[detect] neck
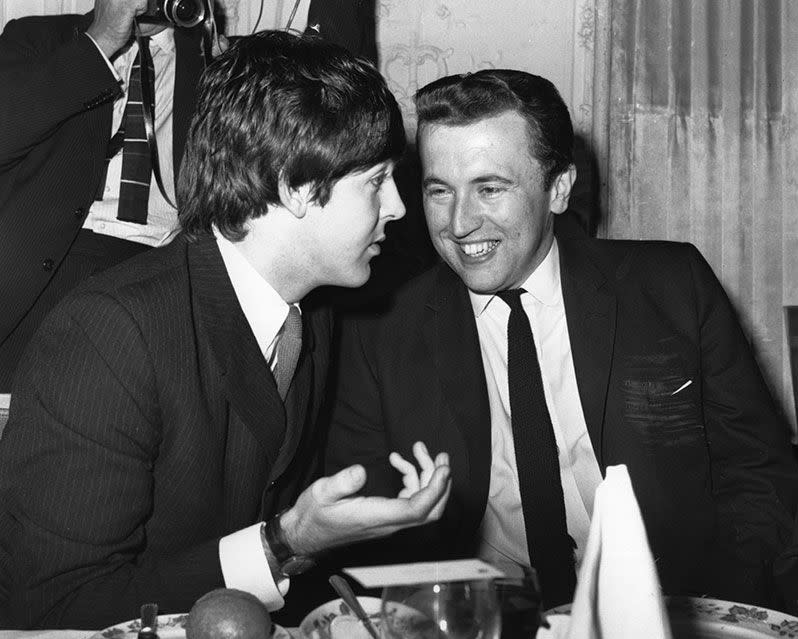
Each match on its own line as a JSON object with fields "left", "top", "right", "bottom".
{"left": 233, "top": 218, "right": 313, "bottom": 305}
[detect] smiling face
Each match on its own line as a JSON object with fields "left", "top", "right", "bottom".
{"left": 304, "top": 160, "right": 406, "bottom": 289}
{"left": 419, "top": 111, "right": 574, "bottom": 295}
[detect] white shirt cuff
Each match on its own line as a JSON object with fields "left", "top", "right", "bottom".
{"left": 219, "top": 523, "right": 290, "bottom": 611}
{"left": 83, "top": 32, "right": 122, "bottom": 82}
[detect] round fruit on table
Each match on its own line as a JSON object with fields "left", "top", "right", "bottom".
{"left": 185, "top": 588, "right": 273, "bottom": 639}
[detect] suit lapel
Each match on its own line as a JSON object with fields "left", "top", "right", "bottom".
{"left": 558, "top": 238, "right": 617, "bottom": 468}
{"left": 188, "top": 235, "right": 286, "bottom": 467}
{"left": 268, "top": 308, "right": 327, "bottom": 482}
{"left": 425, "top": 266, "right": 492, "bottom": 519}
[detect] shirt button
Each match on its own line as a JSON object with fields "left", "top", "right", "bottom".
{"left": 74, "top": 207, "right": 85, "bottom": 219}
{"left": 42, "top": 258, "right": 54, "bottom": 271}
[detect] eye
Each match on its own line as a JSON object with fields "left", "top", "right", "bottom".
{"left": 424, "top": 185, "right": 451, "bottom": 200}
{"left": 370, "top": 172, "right": 388, "bottom": 188}
{"left": 478, "top": 185, "right": 505, "bottom": 197}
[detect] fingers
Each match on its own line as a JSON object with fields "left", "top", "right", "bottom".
{"left": 413, "top": 441, "right": 436, "bottom": 488}
{"left": 427, "top": 467, "right": 452, "bottom": 521}
{"left": 390, "top": 443, "right": 451, "bottom": 499}
{"left": 388, "top": 451, "right": 417, "bottom": 478}
{"left": 389, "top": 452, "right": 420, "bottom": 498}
{"left": 314, "top": 464, "right": 367, "bottom": 504}
{"left": 406, "top": 463, "right": 451, "bottom": 522}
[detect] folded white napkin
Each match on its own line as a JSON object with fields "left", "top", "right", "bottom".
{"left": 538, "top": 464, "right": 672, "bottom": 639}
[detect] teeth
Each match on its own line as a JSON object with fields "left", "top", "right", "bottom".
{"left": 461, "top": 241, "right": 498, "bottom": 257}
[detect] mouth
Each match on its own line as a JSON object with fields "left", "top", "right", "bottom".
{"left": 367, "top": 236, "right": 385, "bottom": 255}
{"left": 459, "top": 240, "right": 499, "bottom": 258}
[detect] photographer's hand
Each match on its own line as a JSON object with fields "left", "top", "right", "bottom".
{"left": 87, "top": 0, "right": 148, "bottom": 58}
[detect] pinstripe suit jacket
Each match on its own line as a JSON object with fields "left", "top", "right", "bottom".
{"left": 0, "top": 233, "right": 333, "bottom": 629}
{"left": 0, "top": 13, "right": 203, "bottom": 366}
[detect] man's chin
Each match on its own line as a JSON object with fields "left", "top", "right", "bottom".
{"left": 337, "top": 265, "right": 371, "bottom": 289}
{"left": 446, "top": 264, "right": 504, "bottom": 296}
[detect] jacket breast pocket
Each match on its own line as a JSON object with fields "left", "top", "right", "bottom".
{"left": 621, "top": 358, "right": 704, "bottom": 445}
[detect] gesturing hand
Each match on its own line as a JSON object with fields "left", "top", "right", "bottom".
{"left": 389, "top": 441, "right": 447, "bottom": 498}
{"left": 280, "top": 443, "right": 451, "bottom": 557}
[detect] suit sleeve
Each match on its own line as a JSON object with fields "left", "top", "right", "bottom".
{"left": 687, "top": 244, "right": 798, "bottom": 606}
{"left": 0, "top": 292, "right": 223, "bottom": 629}
{"left": 0, "top": 18, "right": 120, "bottom": 170}
{"left": 325, "top": 316, "right": 399, "bottom": 498}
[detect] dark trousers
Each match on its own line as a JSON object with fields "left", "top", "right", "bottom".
{"left": 0, "top": 230, "right": 150, "bottom": 391}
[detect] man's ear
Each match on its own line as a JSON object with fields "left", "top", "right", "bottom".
{"left": 278, "top": 177, "right": 314, "bottom": 219}
{"left": 549, "top": 164, "right": 577, "bottom": 214}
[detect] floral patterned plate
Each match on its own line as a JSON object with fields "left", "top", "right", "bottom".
{"left": 548, "top": 596, "right": 798, "bottom": 638}
{"left": 299, "top": 596, "right": 425, "bottom": 639}
{"left": 88, "top": 613, "right": 292, "bottom": 639}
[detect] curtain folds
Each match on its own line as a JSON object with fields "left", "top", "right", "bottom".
{"left": 600, "top": 0, "right": 798, "bottom": 432}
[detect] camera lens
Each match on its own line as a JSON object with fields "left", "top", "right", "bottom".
{"left": 163, "top": 0, "right": 205, "bottom": 28}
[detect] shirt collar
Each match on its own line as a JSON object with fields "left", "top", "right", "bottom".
{"left": 149, "top": 28, "right": 175, "bottom": 54}
{"left": 468, "top": 239, "right": 561, "bottom": 317}
{"left": 214, "top": 227, "right": 295, "bottom": 357}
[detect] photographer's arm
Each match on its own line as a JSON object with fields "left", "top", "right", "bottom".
{"left": 0, "top": 1, "right": 144, "bottom": 168}
{"left": 86, "top": 0, "right": 147, "bottom": 58}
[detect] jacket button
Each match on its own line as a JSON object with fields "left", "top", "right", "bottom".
{"left": 74, "top": 207, "right": 85, "bottom": 219}
{"left": 42, "top": 258, "right": 54, "bottom": 271}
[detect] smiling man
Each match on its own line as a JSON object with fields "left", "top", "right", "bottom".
{"left": 0, "top": 31, "right": 452, "bottom": 629}
{"left": 326, "top": 69, "right": 798, "bottom": 612}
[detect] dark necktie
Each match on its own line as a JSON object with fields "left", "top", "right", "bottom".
{"left": 274, "top": 306, "right": 303, "bottom": 400}
{"left": 116, "top": 40, "right": 154, "bottom": 224}
{"left": 497, "top": 288, "right": 576, "bottom": 607}
{"left": 304, "top": 0, "right": 321, "bottom": 34}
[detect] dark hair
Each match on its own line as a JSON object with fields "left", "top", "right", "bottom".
{"left": 178, "top": 30, "right": 406, "bottom": 240}
{"left": 414, "top": 69, "right": 573, "bottom": 190}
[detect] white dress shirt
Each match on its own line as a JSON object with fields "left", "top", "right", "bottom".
{"left": 83, "top": 30, "right": 179, "bottom": 247}
{"left": 472, "top": 240, "right": 603, "bottom": 577}
{"left": 213, "top": 228, "right": 300, "bottom": 610}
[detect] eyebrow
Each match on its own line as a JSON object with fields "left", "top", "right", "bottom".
{"left": 472, "top": 175, "right": 513, "bottom": 185}
{"left": 422, "top": 175, "right": 513, "bottom": 188}
{"left": 422, "top": 176, "right": 447, "bottom": 188}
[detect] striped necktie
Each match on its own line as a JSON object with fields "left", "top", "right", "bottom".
{"left": 116, "top": 39, "right": 154, "bottom": 224}
{"left": 274, "top": 306, "right": 303, "bottom": 400}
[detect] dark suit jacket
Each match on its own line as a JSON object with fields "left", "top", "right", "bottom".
{"left": 0, "top": 13, "right": 203, "bottom": 358}
{"left": 306, "top": 0, "right": 377, "bottom": 62}
{"left": 326, "top": 236, "right": 798, "bottom": 610}
{"left": 0, "top": 233, "right": 332, "bottom": 629}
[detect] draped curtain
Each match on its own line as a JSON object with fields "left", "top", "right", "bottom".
{"left": 596, "top": 0, "right": 798, "bottom": 432}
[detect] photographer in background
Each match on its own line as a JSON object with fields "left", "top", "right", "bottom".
{"left": 0, "top": 0, "right": 380, "bottom": 408}
{"left": 0, "top": 0, "right": 207, "bottom": 395}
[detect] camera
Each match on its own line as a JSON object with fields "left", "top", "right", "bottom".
{"left": 139, "top": 0, "right": 208, "bottom": 29}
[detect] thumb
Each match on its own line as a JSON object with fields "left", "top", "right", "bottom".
{"left": 315, "top": 465, "right": 366, "bottom": 504}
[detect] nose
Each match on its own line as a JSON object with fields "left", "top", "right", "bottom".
{"left": 449, "top": 195, "right": 481, "bottom": 238}
{"left": 380, "top": 176, "right": 406, "bottom": 222}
